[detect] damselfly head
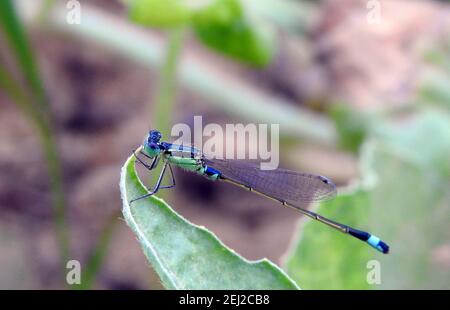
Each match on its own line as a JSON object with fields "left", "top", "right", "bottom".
{"left": 148, "top": 130, "right": 162, "bottom": 144}
{"left": 142, "top": 130, "right": 163, "bottom": 157}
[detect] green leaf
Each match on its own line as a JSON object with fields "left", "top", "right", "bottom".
{"left": 367, "top": 111, "right": 450, "bottom": 289}
{"left": 365, "top": 143, "right": 450, "bottom": 289}
{"left": 128, "top": 0, "right": 201, "bottom": 27}
{"left": 120, "top": 153, "right": 300, "bottom": 289}
{"left": 285, "top": 111, "right": 450, "bottom": 289}
{"left": 192, "top": 0, "right": 274, "bottom": 67}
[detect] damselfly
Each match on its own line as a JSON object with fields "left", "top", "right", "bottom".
{"left": 131, "top": 130, "right": 389, "bottom": 254}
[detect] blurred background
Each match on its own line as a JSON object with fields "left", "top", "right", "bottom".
{"left": 0, "top": 0, "right": 449, "bottom": 289}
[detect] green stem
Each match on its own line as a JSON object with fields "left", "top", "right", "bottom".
{"left": 76, "top": 210, "right": 120, "bottom": 290}
{"left": 152, "top": 27, "right": 186, "bottom": 138}
{"left": 0, "top": 0, "right": 48, "bottom": 111}
{"left": 42, "top": 125, "right": 70, "bottom": 272}
{"left": 148, "top": 28, "right": 185, "bottom": 198}
{"left": 0, "top": 1, "right": 69, "bottom": 276}
{"left": 0, "top": 66, "right": 69, "bottom": 276}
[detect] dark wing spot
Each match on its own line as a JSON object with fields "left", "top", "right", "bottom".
{"left": 319, "top": 175, "right": 333, "bottom": 185}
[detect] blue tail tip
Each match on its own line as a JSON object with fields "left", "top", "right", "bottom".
{"left": 348, "top": 228, "right": 390, "bottom": 254}
{"left": 378, "top": 240, "right": 390, "bottom": 254}
{"left": 367, "top": 235, "right": 390, "bottom": 254}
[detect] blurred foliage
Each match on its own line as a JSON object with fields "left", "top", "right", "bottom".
{"left": 329, "top": 104, "right": 370, "bottom": 153}
{"left": 242, "top": 0, "right": 315, "bottom": 34}
{"left": 0, "top": 1, "right": 47, "bottom": 110}
{"left": 193, "top": 0, "right": 273, "bottom": 67}
{"left": 368, "top": 113, "right": 450, "bottom": 289}
{"left": 76, "top": 211, "right": 120, "bottom": 290}
{"left": 128, "top": 0, "right": 195, "bottom": 27}
{"left": 152, "top": 28, "right": 185, "bottom": 140}
{"left": 0, "top": 0, "right": 119, "bottom": 289}
{"left": 0, "top": 0, "right": 69, "bottom": 273}
{"left": 420, "top": 49, "right": 450, "bottom": 110}
{"left": 420, "top": 71, "right": 450, "bottom": 109}
{"left": 128, "top": 0, "right": 273, "bottom": 66}
{"left": 286, "top": 108, "right": 450, "bottom": 288}
{"left": 120, "top": 153, "right": 300, "bottom": 289}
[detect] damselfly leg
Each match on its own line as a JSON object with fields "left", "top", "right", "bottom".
{"left": 133, "top": 149, "right": 159, "bottom": 170}
{"left": 130, "top": 157, "right": 176, "bottom": 205}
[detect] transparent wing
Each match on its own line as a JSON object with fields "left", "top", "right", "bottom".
{"left": 204, "top": 158, "right": 337, "bottom": 208}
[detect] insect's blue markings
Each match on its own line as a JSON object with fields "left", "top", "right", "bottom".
{"left": 203, "top": 165, "right": 221, "bottom": 180}
{"left": 348, "top": 228, "right": 389, "bottom": 254}
{"left": 367, "top": 235, "right": 389, "bottom": 253}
